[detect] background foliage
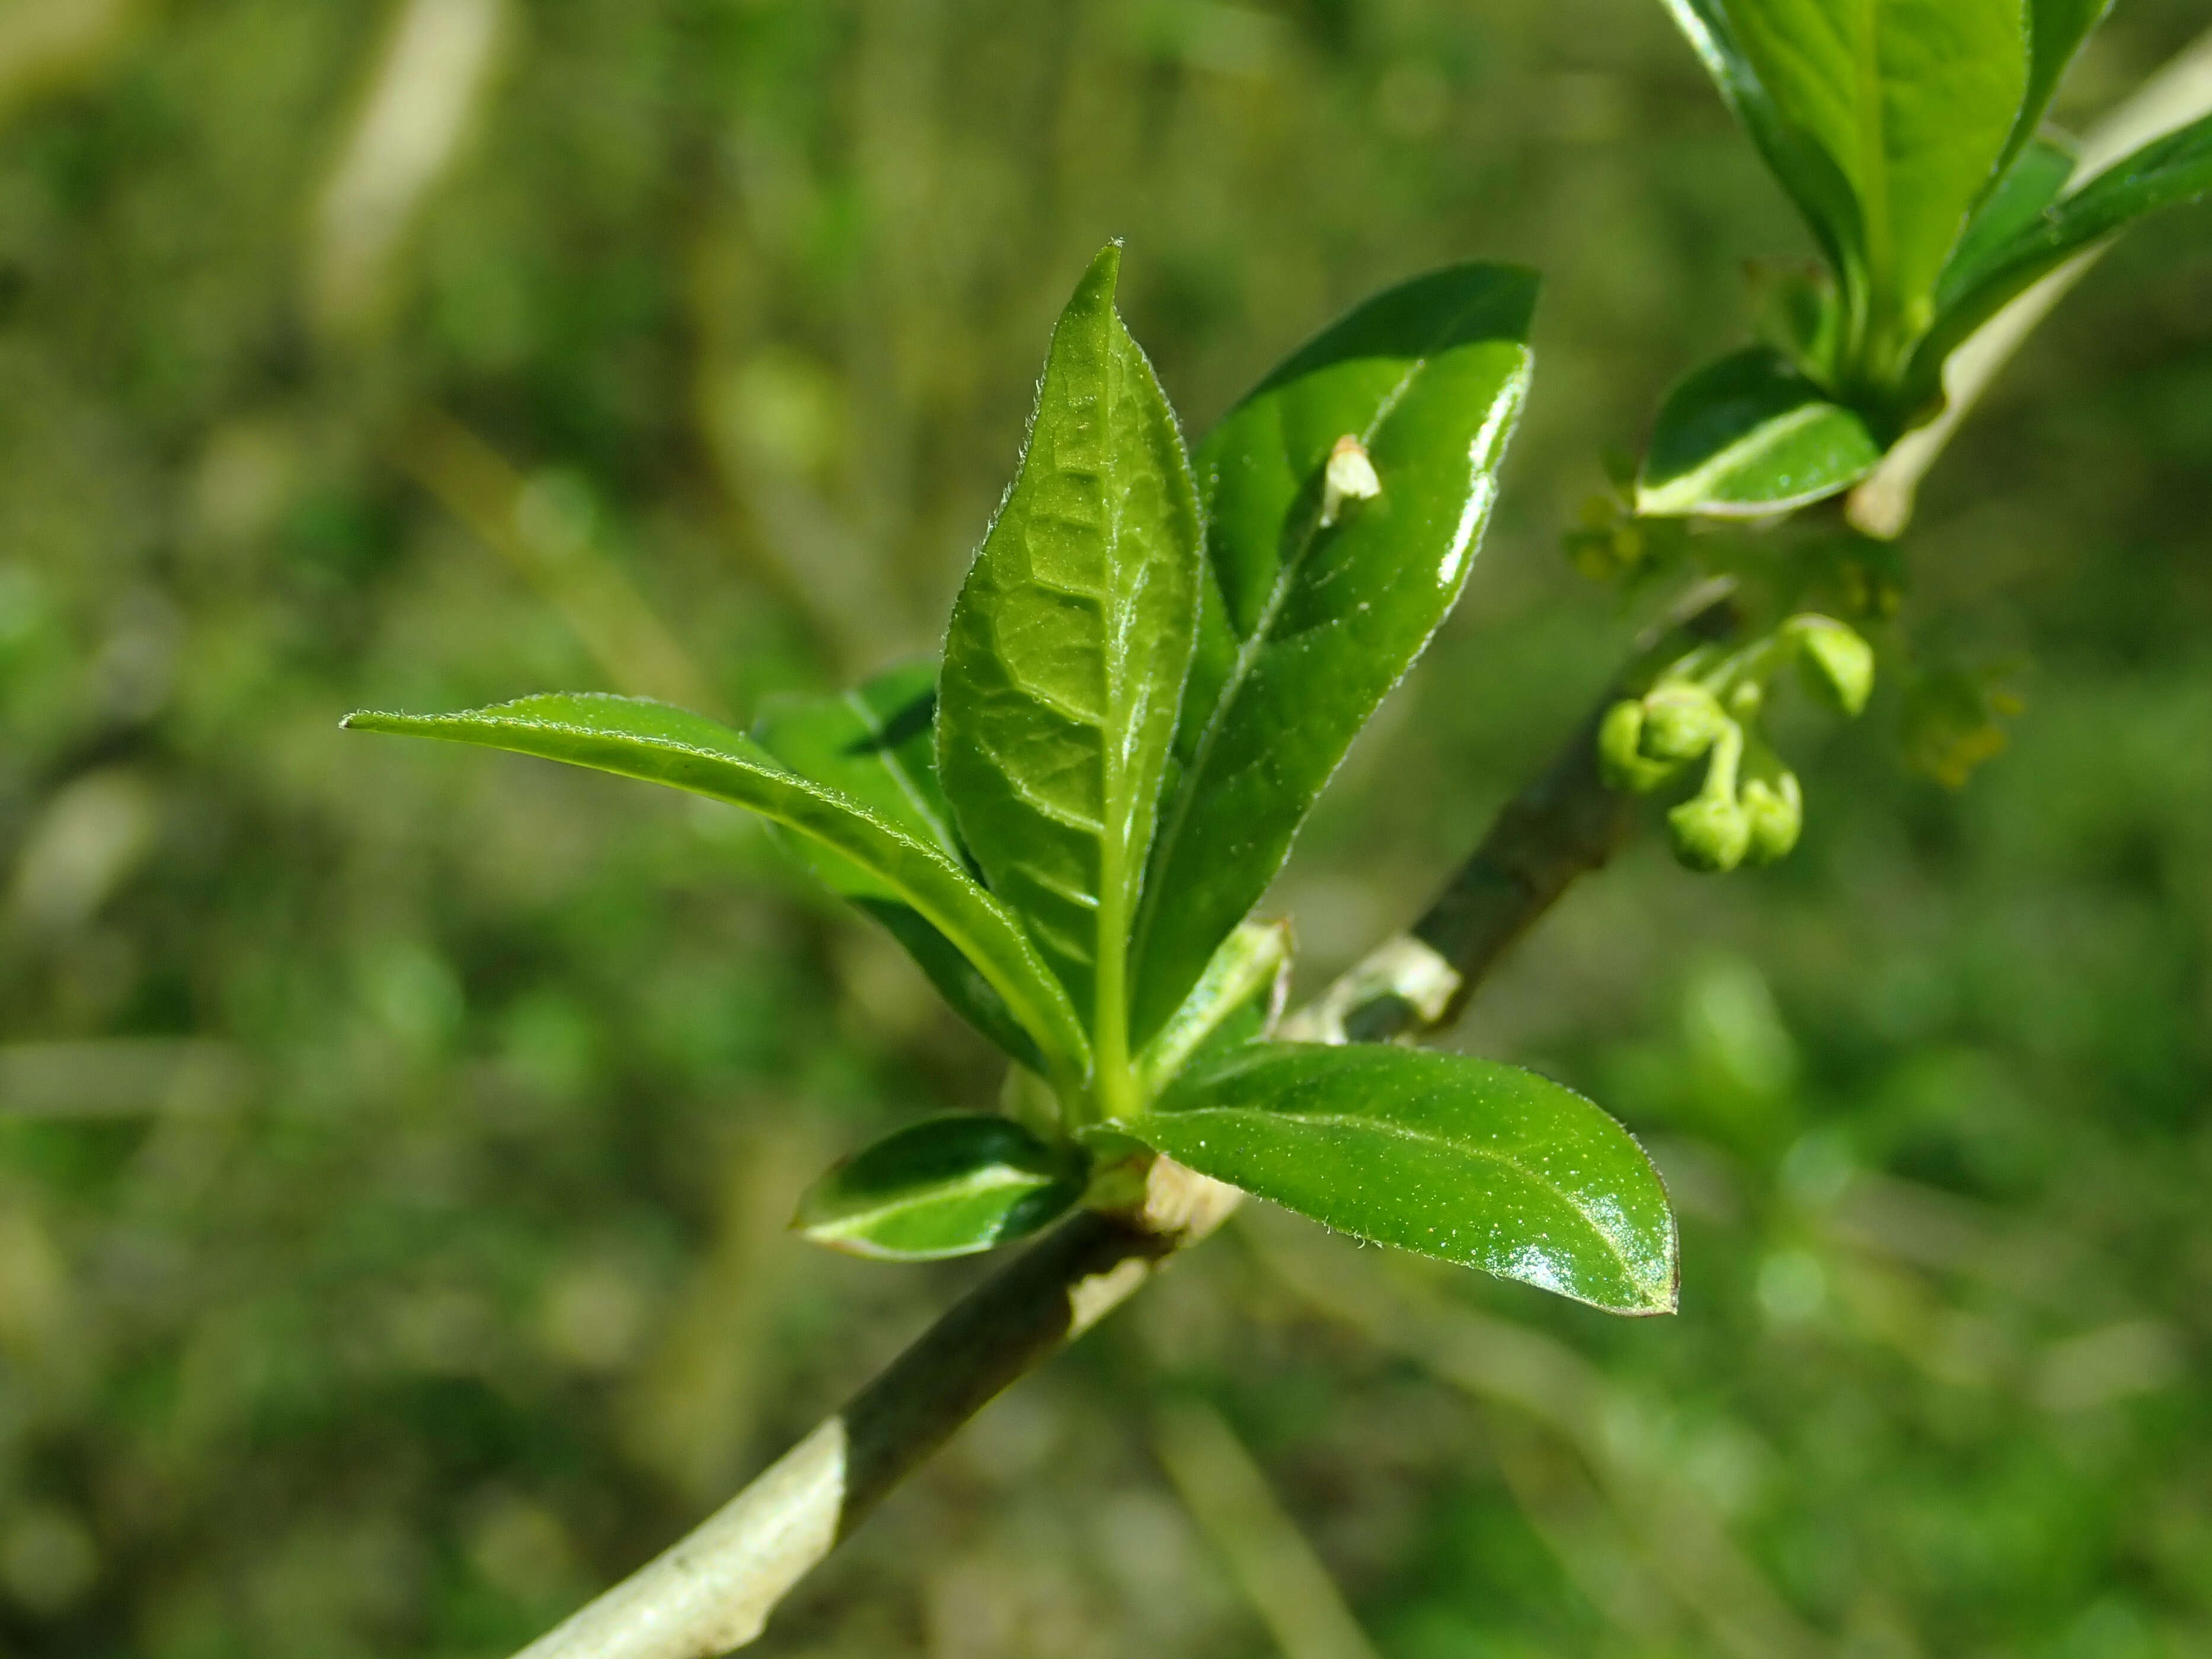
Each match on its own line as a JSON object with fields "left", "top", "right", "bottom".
{"left": 1, "top": 1, "right": 2208, "bottom": 1655}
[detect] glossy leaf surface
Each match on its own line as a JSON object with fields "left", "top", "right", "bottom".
{"left": 1638, "top": 347, "right": 1881, "bottom": 517}
{"left": 1128, "top": 264, "right": 1535, "bottom": 1046}
{"left": 794, "top": 1114, "right": 1082, "bottom": 1260}
{"left": 344, "top": 693, "right": 1089, "bottom": 1075}
{"left": 753, "top": 664, "right": 1041, "bottom": 1065}
{"left": 1910, "top": 113, "right": 2212, "bottom": 399}
{"left": 937, "top": 244, "right": 1201, "bottom": 1054}
{"left": 1121, "top": 1043, "right": 1677, "bottom": 1314}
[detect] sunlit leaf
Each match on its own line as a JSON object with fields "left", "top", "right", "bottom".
{"left": 753, "top": 664, "right": 1041, "bottom": 1066}
{"left": 936, "top": 244, "right": 1201, "bottom": 1072}
{"left": 1663, "top": 0, "right": 2031, "bottom": 378}
{"left": 794, "top": 1114, "right": 1083, "bottom": 1260}
{"left": 343, "top": 693, "right": 1089, "bottom": 1078}
{"left": 1637, "top": 347, "right": 1882, "bottom": 517}
{"left": 1114, "top": 1042, "right": 1679, "bottom": 1315}
{"left": 1127, "top": 264, "right": 1535, "bottom": 1046}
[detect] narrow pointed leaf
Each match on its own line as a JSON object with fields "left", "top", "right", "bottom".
{"left": 937, "top": 243, "right": 1201, "bottom": 1049}
{"left": 753, "top": 664, "right": 1041, "bottom": 1066}
{"left": 1909, "top": 112, "right": 2212, "bottom": 402}
{"left": 1937, "top": 136, "right": 2076, "bottom": 312}
{"left": 343, "top": 693, "right": 1088, "bottom": 1075}
{"left": 1137, "top": 919, "right": 1289, "bottom": 1096}
{"left": 2009, "top": 0, "right": 2110, "bottom": 175}
{"left": 1117, "top": 1043, "right": 1678, "bottom": 1315}
{"left": 1638, "top": 347, "right": 1881, "bottom": 517}
{"left": 1127, "top": 264, "right": 1535, "bottom": 1047}
{"left": 794, "top": 1114, "right": 1083, "bottom": 1261}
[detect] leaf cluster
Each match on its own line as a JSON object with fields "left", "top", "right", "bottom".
{"left": 349, "top": 247, "right": 1680, "bottom": 1315}
{"left": 1641, "top": 0, "right": 2212, "bottom": 518}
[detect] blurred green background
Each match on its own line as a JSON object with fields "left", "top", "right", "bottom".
{"left": 1, "top": 1, "right": 2208, "bottom": 1655}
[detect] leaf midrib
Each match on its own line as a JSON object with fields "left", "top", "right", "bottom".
{"left": 1153, "top": 1101, "right": 1656, "bottom": 1291}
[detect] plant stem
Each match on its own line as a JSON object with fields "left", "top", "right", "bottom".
{"left": 510, "top": 1162, "right": 1238, "bottom": 1659}
{"left": 502, "top": 590, "right": 1734, "bottom": 1659}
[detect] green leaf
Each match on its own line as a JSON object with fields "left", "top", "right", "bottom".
{"left": 936, "top": 243, "right": 1201, "bottom": 1097}
{"left": 1658, "top": 0, "right": 1869, "bottom": 288}
{"left": 1936, "top": 135, "right": 2076, "bottom": 313}
{"left": 1137, "top": 919, "right": 1289, "bottom": 1095}
{"left": 752, "top": 664, "right": 1041, "bottom": 1067}
{"left": 343, "top": 692, "right": 1089, "bottom": 1079}
{"left": 1908, "top": 113, "right": 2212, "bottom": 403}
{"left": 793, "top": 1114, "right": 1083, "bottom": 1260}
{"left": 1637, "top": 347, "right": 1882, "bottom": 517}
{"left": 1665, "top": 0, "right": 2029, "bottom": 375}
{"left": 2010, "top": 0, "right": 2111, "bottom": 174}
{"left": 1117, "top": 1043, "right": 1678, "bottom": 1315}
{"left": 1127, "top": 264, "right": 1536, "bottom": 1047}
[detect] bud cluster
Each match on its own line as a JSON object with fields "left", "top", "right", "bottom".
{"left": 1599, "top": 614, "right": 1872, "bottom": 873}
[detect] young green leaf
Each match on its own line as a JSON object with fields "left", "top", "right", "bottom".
{"left": 752, "top": 664, "right": 1042, "bottom": 1066}
{"left": 343, "top": 693, "right": 1089, "bottom": 1078}
{"left": 1727, "top": 0, "right": 2028, "bottom": 366}
{"left": 1663, "top": 0, "right": 2031, "bottom": 382}
{"left": 1137, "top": 919, "right": 1289, "bottom": 1096}
{"left": 2009, "top": 0, "right": 2111, "bottom": 177}
{"left": 794, "top": 1114, "right": 1084, "bottom": 1260}
{"left": 1637, "top": 347, "right": 1882, "bottom": 517}
{"left": 1658, "top": 0, "right": 1869, "bottom": 289}
{"left": 1936, "top": 136, "right": 2076, "bottom": 314}
{"left": 1114, "top": 1043, "right": 1677, "bottom": 1315}
{"left": 1907, "top": 112, "right": 2212, "bottom": 405}
{"left": 1127, "top": 264, "right": 1536, "bottom": 1048}
{"left": 936, "top": 243, "right": 1201, "bottom": 1097}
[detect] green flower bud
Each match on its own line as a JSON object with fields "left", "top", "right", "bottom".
{"left": 1666, "top": 717, "right": 1748, "bottom": 872}
{"left": 1741, "top": 770, "right": 1803, "bottom": 865}
{"left": 1669, "top": 794, "right": 1751, "bottom": 872}
{"left": 1599, "top": 699, "right": 1676, "bottom": 792}
{"left": 1786, "top": 615, "right": 1874, "bottom": 717}
{"left": 1638, "top": 682, "right": 1729, "bottom": 761}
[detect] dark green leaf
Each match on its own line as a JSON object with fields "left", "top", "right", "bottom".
{"left": 1938, "top": 136, "right": 2076, "bottom": 312}
{"left": 1909, "top": 113, "right": 2212, "bottom": 404}
{"left": 2009, "top": 0, "right": 2110, "bottom": 174}
{"left": 753, "top": 664, "right": 1041, "bottom": 1066}
{"left": 1637, "top": 347, "right": 1882, "bottom": 517}
{"left": 1127, "top": 264, "right": 1536, "bottom": 1047}
{"left": 793, "top": 1114, "right": 1083, "bottom": 1260}
{"left": 753, "top": 661, "right": 961, "bottom": 865}
{"left": 1117, "top": 1043, "right": 1677, "bottom": 1315}
{"left": 343, "top": 693, "right": 1089, "bottom": 1078}
{"left": 936, "top": 244, "right": 1201, "bottom": 1081}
